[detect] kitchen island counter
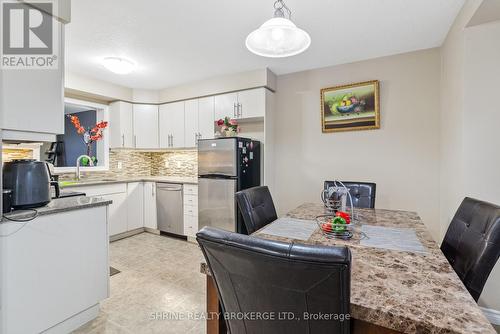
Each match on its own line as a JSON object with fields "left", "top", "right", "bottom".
{"left": 2, "top": 196, "right": 112, "bottom": 221}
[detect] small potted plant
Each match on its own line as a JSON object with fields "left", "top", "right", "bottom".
{"left": 216, "top": 117, "right": 240, "bottom": 137}
{"left": 69, "top": 115, "right": 108, "bottom": 165}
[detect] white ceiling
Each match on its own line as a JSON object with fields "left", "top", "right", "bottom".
{"left": 65, "top": 0, "right": 465, "bottom": 90}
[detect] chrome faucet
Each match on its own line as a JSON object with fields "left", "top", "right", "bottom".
{"left": 76, "top": 155, "right": 94, "bottom": 181}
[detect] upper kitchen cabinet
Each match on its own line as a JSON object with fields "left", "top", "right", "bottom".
{"left": 198, "top": 96, "right": 215, "bottom": 140}
{"left": 109, "top": 101, "right": 134, "bottom": 148}
{"left": 214, "top": 92, "right": 238, "bottom": 121}
{"left": 133, "top": 104, "right": 159, "bottom": 149}
{"left": 184, "top": 99, "right": 199, "bottom": 147}
{"left": 1, "top": 18, "right": 65, "bottom": 141}
{"left": 159, "top": 101, "right": 185, "bottom": 148}
{"left": 214, "top": 88, "right": 265, "bottom": 121}
{"left": 236, "top": 88, "right": 266, "bottom": 119}
{"left": 184, "top": 96, "right": 215, "bottom": 147}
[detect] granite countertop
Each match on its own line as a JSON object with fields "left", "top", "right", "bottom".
{"left": 200, "top": 203, "right": 495, "bottom": 334}
{"left": 2, "top": 196, "right": 112, "bottom": 221}
{"left": 59, "top": 176, "right": 198, "bottom": 188}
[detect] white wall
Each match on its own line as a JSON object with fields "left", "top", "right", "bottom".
{"left": 439, "top": 0, "right": 500, "bottom": 313}
{"left": 65, "top": 72, "right": 133, "bottom": 102}
{"left": 132, "top": 89, "right": 160, "bottom": 104}
{"left": 439, "top": 0, "right": 482, "bottom": 241}
{"left": 463, "top": 20, "right": 500, "bottom": 312}
{"left": 271, "top": 49, "right": 442, "bottom": 239}
{"left": 159, "top": 68, "right": 276, "bottom": 102}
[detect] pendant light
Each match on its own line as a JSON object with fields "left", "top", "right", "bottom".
{"left": 246, "top": 0, "right": 311, "bottom": 58}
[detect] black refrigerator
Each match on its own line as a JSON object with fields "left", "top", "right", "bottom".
{"left": 198, "top": 137, "right": 261, "bottom": 234}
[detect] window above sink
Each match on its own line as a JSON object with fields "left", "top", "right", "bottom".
{"left": 48, "top": 98, "right": 110, "bottom": 173}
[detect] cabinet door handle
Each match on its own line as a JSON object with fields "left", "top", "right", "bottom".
{"left": 238, "top": 103, "right": 242, "bottom": 118}
{"left": 121, "top": 134, "right": 125, "bottom": 147}
{"left": 194, "top": 133, "right": 198, "bottom": 146}
{"left": 168, "top": 134, "right": 171, "bottom": 147}
{"left": 233, "top": 102, "right": 237, "bottom": 118}
{"left": 170, "top": 134, "right": 174, "bottom": 147}
{"left": 134, "top": 135, "right": 137, "bottom": 148}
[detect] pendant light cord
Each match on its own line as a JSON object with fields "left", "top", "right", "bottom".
{"left": 273, "top": 0, "right": 292, "bottom": 19}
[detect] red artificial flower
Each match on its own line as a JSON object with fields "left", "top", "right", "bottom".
{"left": 216, "top": 119, "right": 225, "bottom": 126}
{"left": 96, "top": 121, "right": 108, "bottom": 129}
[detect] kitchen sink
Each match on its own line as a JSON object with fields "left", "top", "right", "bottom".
{"left": 59, "top": 180, "right": 80, "bottom": 187}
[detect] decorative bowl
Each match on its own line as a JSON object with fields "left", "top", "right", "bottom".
{"left": 336, "top": 103, "right": 359, "bottom": 113}
{"left": 315, "top": 214, "right": 355, "bottom": 240}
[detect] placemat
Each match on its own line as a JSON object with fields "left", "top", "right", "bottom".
{"left": 360, "top": 225, "right": 427, "bottom": 254}
{"left": 259, "top": 217, "right": 317, "bottom": 241}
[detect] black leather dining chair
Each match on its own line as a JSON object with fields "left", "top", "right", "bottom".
{"left": 197, "top": 227, "right": 351, "bottom": 334}
{"left": 236, "top": 186, "right": 277, "bottom": 235}
{"left": 324, "top": 181, "right": 376, "bottom": 209}
{"left": 441, "top": 197, "right": 500, "bottom": 301}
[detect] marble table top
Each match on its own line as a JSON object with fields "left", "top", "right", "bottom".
{"left": 201, "top": 203, "right": 495, "bottom": 334}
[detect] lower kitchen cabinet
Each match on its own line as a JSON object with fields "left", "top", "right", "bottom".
{"left": 143, "top": 182, "right": 157, "bottom": 229}
{"left": 64, "top": 181, "right": 197, "bottom": 238}
{"left": 127, "top": 182, "right": 144, "bottom": 230}
{"left": 101, "top": 192, "right": 128, "bottom": 236}
{"left": 183, "top": 184, "right": 199, "bottom": 238}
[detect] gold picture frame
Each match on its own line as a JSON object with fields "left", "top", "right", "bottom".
{"left": 321, "top": 80, "right": 380, "bottom": 133}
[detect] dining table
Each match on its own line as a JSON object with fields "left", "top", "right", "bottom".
{"left": 200, "top": 203, "right": 496, "bottom": 334}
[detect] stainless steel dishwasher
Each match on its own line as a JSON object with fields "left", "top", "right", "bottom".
{"left": 156, "top": 183, "right": 183, "bottom": 235}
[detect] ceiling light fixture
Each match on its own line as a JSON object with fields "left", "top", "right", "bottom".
{"left": 246, "top": 0, "right": 311, "bottom": 58}
{"left": 102, "top": 57, "right": 136, "bottom": 74}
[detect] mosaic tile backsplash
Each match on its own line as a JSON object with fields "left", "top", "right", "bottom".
{"left": 2, "top": 148, "right": 34, "bottom": 163}
{"left": 57, "top": 149, "right": 197, "bottom": 181}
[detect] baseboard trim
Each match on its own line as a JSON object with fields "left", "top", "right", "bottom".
{"left": 110, "top": 228, "right": 144, "bottom": 242}
{"left": 481, "top": 307, "right": 500, "bottom": 325}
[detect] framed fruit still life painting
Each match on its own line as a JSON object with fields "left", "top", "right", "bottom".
{"left": 321, "top": 80, "right": 380, "bottom": 132}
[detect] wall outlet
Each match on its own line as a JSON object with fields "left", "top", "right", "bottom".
{"left": 117, "top": 161, "right": 123, "bottom": 170}
{"left": 164, "top": 160, "right": 169, "bottom": 168}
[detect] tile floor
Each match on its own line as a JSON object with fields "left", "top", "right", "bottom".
{"left": 73, "top": 232, "right": 207, "bottom": 334}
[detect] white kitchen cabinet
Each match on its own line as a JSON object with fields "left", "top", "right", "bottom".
{"left": 133, "top": 104, "right": 159, "bottom": 149}
{"left": 214, "top": 89, "right": 265, "bottom": 121}
{"left": 102, "top": 192, "right": 128, "bottom": 236}
{"left": 214, "top": 92, "right": 238, "bottom": 120}
{"left": 1, "top": 21, "right": 65, "bottom": 141}
{"left": 127, "top": 182, "right": 144, "bottom": 230}
{"left": 64, "top": 183, "right": 129, "bottom": 237}
{"left": 198, "top": 96, "right": 215, "bottom": 140}
{"left": 143, "top": 182, "right": 157, "bottom": 229}
{"left": 183, "top": 184, "right": 198, "bottom": 238}
{"left": 109, "top": 101, "right": 134, "bottom": 148}
{"left": 184, "top": 97, "right": 215, "bottom": 147}
{"left": 159, "top": 101, "right": 185, "bottom": 148}
{"left": 237, "top": 88, "right": 266, "bottom": 119}
{"left": 184, "top": 99, "right": 199, "bottom": 147}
